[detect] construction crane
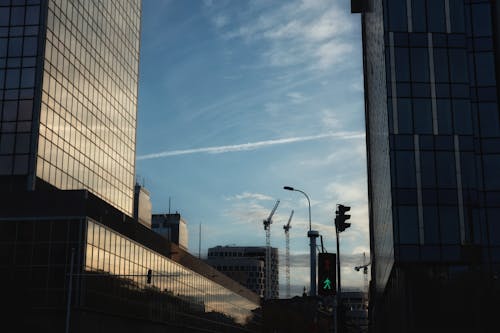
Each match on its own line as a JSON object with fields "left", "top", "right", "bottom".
{"left": 283, "top": 210, "right": 294, "bottom": 298}
{"left": 354, "top": 252, "right": 370, "bottom": 298}
{"left": 263, "top": 199, "right": 280, "bottom": 300}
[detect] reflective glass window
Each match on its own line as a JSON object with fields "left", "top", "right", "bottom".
{"left": 453, "top": 100, "right": 472, "bottom": 134}
{"left": 387, "top": 0, "right": 407, "bottom": 31}
{"left": 449, "top": 49, "right": 468, "bottom": 83}
{"left": 449, "top": 0, "right": 465, "bottom": 33}
{"left": 395, "top": 151, "right": 416, "bottom": 187}
{"left": 413, "top": 99, "right": 433, "bottom": 133}
{"left": 437, "top": 99, "right": 452, "bottom": 134}
{"left": 475, "top": 52, "right": 496, "bottom": 86}
{"left": 395, "top": 47, "right": 410, "bottom": 81}
{"left": 479, "top": 103, "right": 500, "bottom": 137}
{"left": 423, "top": 206, "right": 439, "bottom": 244}
{"left": 433, "top": 48, "right": 449, "bottom": 83}
{"left": 411, "top": 48, "right": 429, "bottom": 82}
{"left": 398, "top": 206, "right": 419, "bottom": 244}
{"left": 439, "top": 206, "right": 460, "bottom": 244}
{"left": 420, "top": 151, "right": 436, "bottom": 188}
{"left": 412, "top": 0, "right": 426, "bottom": 32}
{"left": 427, "top": 0, "right": 445, "bottom": 32}
{"left": 483, "top": 155, "right": 500, "bottom": 190}
{"left": 398, "top": 98, "right": 413, "bottom": 133}
{"left": 471, "top": 3, "right": 492, "bottom": 37}
{"left": 436, "top": 152, "right": 456, "bottom": 188}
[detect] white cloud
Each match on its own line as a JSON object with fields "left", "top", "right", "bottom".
{"left": 227, "top": 192, "right": 274, "bottom": 202}
{"left": 213, "top": 15, "right": 228, "bottom": 28}
{"left": 211, "top": 0, "right": 356, "bottom": 71}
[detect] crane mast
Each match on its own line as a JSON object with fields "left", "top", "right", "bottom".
{"left": 263, "top": 199, "right": 280, "bottom": 300}
{"left": 283, "top": 210, "right": 294, "bottom": 298}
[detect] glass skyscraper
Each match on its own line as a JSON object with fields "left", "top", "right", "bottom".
{"left": 1, "top": 0, "right": 140, "bottom": 215}
{"left": 355, "top": 0, "right": 500, "bottom": 331}
{"left": 0, "top": 1, "right": 261, "bottom": 331}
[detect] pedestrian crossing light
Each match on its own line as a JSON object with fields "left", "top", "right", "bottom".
{"left": 318, "top": 253, "right": 336, "bottom": 296}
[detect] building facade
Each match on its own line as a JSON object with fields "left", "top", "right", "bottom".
{"left": 152, "top": 212, "right": 188, "bottom": 251}
{"left": 0, "top": 0, "right": 139, "bottom": 215}
{"left": 206, "top": 246, "right": 279, "bottom": 299}
{"left": 133, "top": 183, "right": 152, "bottom": 228}
{"left": 354, "top": 0, "right": 500, "bottom": 331}
{"left": 0, "top": 1, "right": 261, "bottom": 331}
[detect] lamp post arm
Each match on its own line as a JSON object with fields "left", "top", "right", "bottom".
{"left": 294, "top": 189, "right": 311, "bottom": 231}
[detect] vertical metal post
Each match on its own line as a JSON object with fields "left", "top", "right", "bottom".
{"left": 65, "top": 248, "right": 75, "bottom": 333}
{"left": 308, "top": 231, "right": 319, "bottom": 296}
{"left": 336, "top": 228, "right": 342, "bottom": 333}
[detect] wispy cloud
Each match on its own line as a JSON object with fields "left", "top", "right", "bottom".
{"left": 137, "top": 131, "right": 363, "bottom": 160}
{"left": 213, "top": 0, "right": 355, "bottom": 70}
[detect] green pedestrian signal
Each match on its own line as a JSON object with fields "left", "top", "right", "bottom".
{"left": 318, "top": 253, "right": 336, "bottom": 296}
{"left": 323, "top": 277, "right": 332, "bottom": 290}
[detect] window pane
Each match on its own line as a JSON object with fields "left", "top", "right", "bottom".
{"left": 475, "top": 52, "right": 496, "bottom": 86}
{"left": 427, "top": 0, "right": 445, "bottom": 32}
{"left": 449, "top": 0, "right": 465, "bottom": 33}
{"left": 436, "top": 152, "right": 456, "bottom": 188}
{"left": 437, "top": 99, "right": 452, "bottom": 134}
{"left": 23, "top": 36, "right": 37, "bottom": 56}
{"left": 398, "top": 98, "right": 413, "bottom": 133}
{"left": 423, "top": 206, "right": 439, "bottom": 244}
{"left": 420, "top": 151, "right": 436, "bottom": 188}
{"left": 472, "top": 4, "right": 492, "bottom": 37}
{"left": 433, "top": 48, "right": 449, "bottom": 82}
{"left": 413, "top": 99, "right": 433, "bottom": 133}
{"left": 449, "top": 49, "right": 468, "bottom": 83}
{"left": 483, "top": 155, "right": 500, "bottom": 190}
{"left": 396, "top": 151, "right": 416, "bottom": 187}
{"left": 478, "top": 103, "right": 500, "bottom": 137}
{"left": 398, "top": 206, "right": 419, "bottom": 244}
{"left": 453, "top": 100, "right": 472, "bottom": 134}
{"left": 411, "top": 48, "right": 429, "bottom": 82}
{"left": 387, "top": 0, "right": 407, "bottom": 31}
{"left": 412, "top": 0, "right": 427, "bottom": 32}
{"left": 439, "top": 206, "right": 460, "bottom": 244}
{"left": 395, "top": 47, "right": 410, "bottom": 81}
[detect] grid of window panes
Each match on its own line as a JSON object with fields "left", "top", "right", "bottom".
{"left": 0, "top": 1, "right": 41, "bottom": 175}
{"left": 84, "top": 220, "right": 259, "bottom": 325}
{"left": 36, "top": 0, "right": 141, "bottom": 215}
{"left": 383, "top": 0, "right": 500, "bottom": 259}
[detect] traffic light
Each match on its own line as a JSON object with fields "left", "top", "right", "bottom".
{"left": 318, "top": 253, "right": 336, "bottom": 296}
{"left": 335, "top": 204, "right": 351, "bottom": 232}
{"left": 147, "top": 269, "right": 152, "bottom": 284}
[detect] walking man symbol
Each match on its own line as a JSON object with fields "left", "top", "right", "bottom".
{"left": 323, "top": 278, "right": 332, "bottom": 290}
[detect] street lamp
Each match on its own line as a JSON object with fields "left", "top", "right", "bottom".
{"left": 283, "top": 186, "right": 319, "bottom": 296}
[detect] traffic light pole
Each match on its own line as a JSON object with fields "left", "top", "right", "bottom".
{"left": 335, "top": 227, "right": 341, "bottom": 333}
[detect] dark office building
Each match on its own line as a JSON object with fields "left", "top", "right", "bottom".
{"left": 152, "top": 212, "right": 189, "bottom": 251}
{"left": 207, "top": 246, "right": 279, "bottom": 299}
{"left": 353, "top": 1, "right": 500, "bottom": 332}
{"left": 0, "top": 1, "right": 261, "bottom": 332}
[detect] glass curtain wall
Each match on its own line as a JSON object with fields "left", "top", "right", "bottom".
{"left": 84, "top": 219, "right": 259, "bottom": 326}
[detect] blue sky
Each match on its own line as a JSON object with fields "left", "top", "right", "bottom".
{"left": 136, "top": 0, "right": 368, "bottom": 297}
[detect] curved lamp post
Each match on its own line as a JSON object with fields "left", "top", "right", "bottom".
{"left": 284, "top": 186, "right": 319, "bottom": 296}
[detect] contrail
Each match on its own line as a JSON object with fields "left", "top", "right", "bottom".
{"left": 137, "top": 131, "right": 364, "bottom": 160}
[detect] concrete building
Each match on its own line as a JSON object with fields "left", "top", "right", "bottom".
{"left": 0, "top": 1, "right": 261, "bottom": 331}
{"left": 151, "top": 213, "right": 188, "bottom": 251}
{"left": 206, "top": 246, "right": 279, "bottom": 299}
{"left": 353, "top": 0, "right": 500, "bottom": 331}
{"left": 133, "top": 183, "right": 152, "bottom": 228}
